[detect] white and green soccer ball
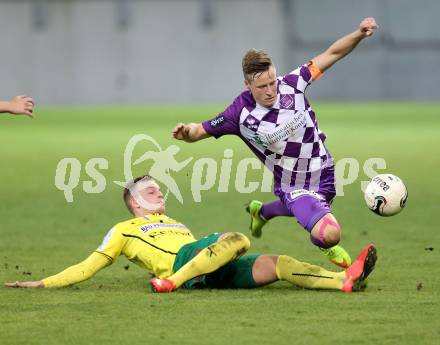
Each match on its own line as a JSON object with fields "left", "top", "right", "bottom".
{"left": 364, "top": 174, "right": 408, "bottom": 216}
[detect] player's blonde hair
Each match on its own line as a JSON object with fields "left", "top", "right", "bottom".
{"left": 123, "top": 175, "right": 153, "bottom": 215}
{"left": 242, "top": 49, "right": 273, "bottom": 81}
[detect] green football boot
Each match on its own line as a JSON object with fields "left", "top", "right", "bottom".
{"left": 245, "top": 200, "right": 267, "bottom": 238}
{"left": 321, "top": 245, "right": 352, "bottom": 269}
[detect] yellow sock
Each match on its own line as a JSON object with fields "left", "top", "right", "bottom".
{"left": 168, "top": 233, "right": 250, "bottom": 288}
{"left": 276, "top": 255, "right": 345, "bottom": 290}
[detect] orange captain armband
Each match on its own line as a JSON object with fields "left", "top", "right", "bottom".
{"left": 307, "top": 61, "right": 323, "bottom": 81}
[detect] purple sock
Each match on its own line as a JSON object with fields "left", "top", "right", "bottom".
{"left": 260, "top": 200, "right": 291, "bottom": 220}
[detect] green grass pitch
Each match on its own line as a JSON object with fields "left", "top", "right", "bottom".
{"left": 0, "top": 103, "right": 439, "bottom": 345}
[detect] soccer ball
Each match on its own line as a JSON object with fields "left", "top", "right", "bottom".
{"left": 364, "top": 174, "right": 408, "bottom": 216}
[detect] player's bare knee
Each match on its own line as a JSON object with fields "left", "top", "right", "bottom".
{"left": 252, "top": 255, "right": 278, "bottom": 286}
{"left": 312, "top": 214, "right": 341, "bottom": 246}
{"left": 323, "top": 226, "right": 340, "bottom": 246}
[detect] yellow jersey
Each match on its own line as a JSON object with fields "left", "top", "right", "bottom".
{"left": 42, "top": 213, "right": 197, "bottom": 288}
{"left": 96, "top": 213, "right": 196, "bottom": 277}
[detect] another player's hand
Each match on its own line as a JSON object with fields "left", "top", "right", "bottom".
{"left": 4, "top": 280, "right": 44, "bottom": 288}
{"left": 7, "top": 95, "right": 34, "bottom": 117}
{"left": 172, "top": 123, "right": 191, "bottom": 141}
{"left": 359, "top": 17, "right": 378, "bottom": 38}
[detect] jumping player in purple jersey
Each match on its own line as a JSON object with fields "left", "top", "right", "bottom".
{"left": 172, "top": 18, "right": 378, "bottom": 268}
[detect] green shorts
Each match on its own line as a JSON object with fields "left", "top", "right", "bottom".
{"left": 173, "top": 232, "right": 259, "bottom": 289}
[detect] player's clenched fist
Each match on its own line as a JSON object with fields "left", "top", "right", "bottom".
{"left": 172, "top": 123, "right": 190, "bottom": 140}
{"left": 359, "top": 17, "right": 378, "bottom": 37}
{"left": 172, "top": 122, "right": 210, "bottom": 143}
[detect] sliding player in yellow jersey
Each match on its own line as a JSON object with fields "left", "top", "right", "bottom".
{"left": 5, "top": 175, "right": 376, "bottom": 293}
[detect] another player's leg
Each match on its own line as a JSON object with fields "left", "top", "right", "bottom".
{"left": 285, "top": 194, "right": 352, "bottom": 268}
{"left": 253, "top": 244, "right": 377, "bottom": 292}
{"left": 309, "top": 213, "right": 352, "bottom": 268}
{"left": 273, "top": 255, "right": 346, "bottom": 290}
{"left": 246, "top": 199, "right": 290, "bottom": 238}
{"left": 150, "top": 232, "right": 250, "bottom": 293}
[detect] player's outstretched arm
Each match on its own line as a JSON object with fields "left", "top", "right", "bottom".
{"left": 172, "top": 122, "right": 211, "bottom": 143}
{"left": 5, "top": 280, "right": 44, "bottom": 288}
{"left": 311, "top": 17, "right": 378, "bottom": 73}
{"left": 0, "top": 95, "right": 34, "bottom": 117}
{"left": 4, "top": 252, "right": 110, "bottom": 288}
